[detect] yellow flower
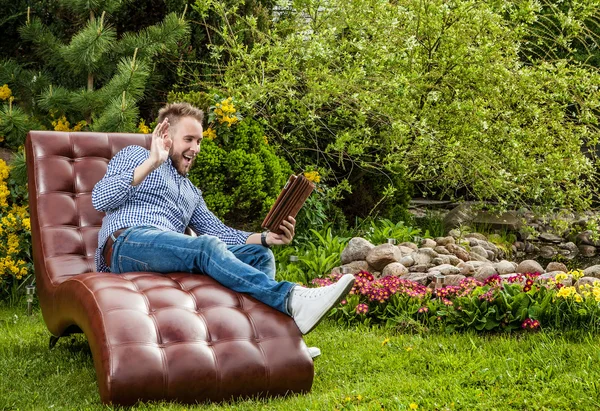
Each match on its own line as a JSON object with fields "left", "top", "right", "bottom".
{"left": 218, "top": 115, "right": 238, "bottom": 127}
{"left": 72, "top": 120, "right": 87, "bottom": 132}
{"left": 410, "top": 403, "right": 419, "bottom": 410}
{"left": 556, "top": 286, "right": 576, "bottom": 299}
{"left": 555, "top": 273, "right": 568, "bottom": 282}
{"left": 203, "top": 127, "right": 217, "bottom": 141}
{"left": 381, "top": 337, "right": 390, "bottom": 347}
{"left": 304, "top": 170, "right": 321, "bottom": 183}
{"left": 575, "top": 294, "right": 583, "bottom": 303}
{"left": 52, "top": 115, "right": 71, "bottom": 131}
{"left": 263, "top": 135, "right": 268, "bottom": 145}
{"left": 52, "top": 116, "right": 87, "bottom": 132}
{"left": 568, "top": 269, "right": 584, "bottom": 280}
{"left": 22, "top": 218, "right": 30, "bottom": 231}
{"left": 0, "top": 84, "right": 12, "bottom": 100}
{"left": 138, "top": 119, "right": 151, "bottom": 134}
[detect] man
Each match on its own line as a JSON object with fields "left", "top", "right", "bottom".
{"left": 92, "top": 102, "right": 354, "bottom": 334}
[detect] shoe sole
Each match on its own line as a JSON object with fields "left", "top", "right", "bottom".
{"left": 301, "top": 275, "right": 355, "bottom": 334}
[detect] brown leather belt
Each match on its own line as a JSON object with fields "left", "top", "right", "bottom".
{"left": 102, "top": 228, "right": 126, "bottom": 266}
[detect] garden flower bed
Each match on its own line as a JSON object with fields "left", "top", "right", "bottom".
{"left": 315, "top": 270, "right": 600, "bottom": 333}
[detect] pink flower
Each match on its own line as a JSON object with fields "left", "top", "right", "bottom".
{"left": 521, "top": 318, "right": 540, "bottom": 330}
{"left": 356, "top": 304, "right": 369, "bottom": 315}
{"left": 417, "top": 306, "right": 429, "bottom": 313}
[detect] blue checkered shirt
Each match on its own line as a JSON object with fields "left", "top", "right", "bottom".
{"left": 92, "top": 145, "right": 252, "bottom": 272}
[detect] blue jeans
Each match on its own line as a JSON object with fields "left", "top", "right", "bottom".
{"left": 109, "top": 226, "right": 295, "bottom": 314}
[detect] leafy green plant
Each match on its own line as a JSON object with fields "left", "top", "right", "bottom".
{"left": 275, "top": 226, "right": 350, "bottom": 285}
{"left": 360, "top": 218, "right": 422, "bottom": 245}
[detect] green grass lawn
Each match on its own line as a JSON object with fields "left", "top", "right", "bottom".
{"left": 2, "top": 305, "right": 600, "bottom": 411}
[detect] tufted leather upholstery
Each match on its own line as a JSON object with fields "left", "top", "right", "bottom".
{"left": 26, "top": 131, "right": 314, "bottom": 405}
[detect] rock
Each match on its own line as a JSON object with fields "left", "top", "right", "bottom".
{"left": 474, "top": 264, "right": 498, "bottom": 281}
{"left": 465, "top": 233, "right": 488, "bottom": 241}
{"left": 429, "top": 264, "right": 461, "bottom": 275}
{"left": 539, "top": 246, "right": 557, "bottom": 257}
{"left": 434, "top": 246, "right": 451, "bottom": 255}
{"left": 0, "top": 147, "right": 15, "bottom": 163}
{"left": 469, "top": 251, "right": 490, "bottom": 262}
{"left": 443, "top": 203, "right": 477, "bottom": 228}
{"left": 516, "top": 259, "right": 545, "bottom": 274}
{"left": 400, "top": 273, "right": 430, "bottom": 285}
{"left": 486, "top": 250, "right": 496, "bottom": 261}
{"left": 546, "top": 262, "right": 568, "bottom": 273}
{"left": 500, "top": 274, "right": 518, "bottom": 281}
{"left": 399, "top": 255, "right": 415, "bottom": 267}
{"left": 576, "top": 231, "right": 596, "bottom": 246}
{"left": 495, "top": 260, "right": 517, "bottom": 275}
{"left": 559, "top": 242, "right": 578, "bottom": 254}
{"left": 409, "top": 264, "right": 429, "bottom": 273}
{"left": 421, "top": 238, "right": 437, "bottom": 248}
{"left": 448, "top": 228, "right": 461, "bottom": 238}
{"left": 468, "top": 238, "right": 480, "bottom": 247}
{"left": 398, "top": 245, "right": 416, "bottom": 256}
{"left": 583, "top": 265, "right": 600, "bottom": 278}
{"left": 341, "top": 237, "right": 374, "bottom": 264}
{"left": 471, "top": 210, "right": 522, "bottom": 231}
{"left": 432, "top": 256, "right": 451, "bottom": 266}
{"left": 443, "top": 274, "right": 466, "bottom": 286}
{"left": 579, "top": 245, "right": 597, "bottom": 257}
{"left": 457, "top": 262, "right": 475, "bottom": 276}
{"left": 514, "top": 241, "right": 525, "bottom": 251}
{"left": 447, "top": 244, "right": 470, "bottom": 262}
{"left": 382, "top": 262, "right": 408, "bottom": 277}
{"left": 524, "top": 242, "right": 536, "bottom": 253}
{"left": 399, "top": 242, "right": 418, "bottom": 251}
{"left": 539, "top": 233, "right": 563, "bottom": 243}
{"left": 435, "top": 236, "right": 456, "bottom": 246}
{"left": 448, "top": 255, "right": 461, "bottom": 266}
{"left": 470, "top": 245, "right": 488, "bottom": 259}
{"left": 575, "top": 277, "right": 600, "bottom": 288}
{"left": 366, "top": 244, "right": 402, "bottom": 271}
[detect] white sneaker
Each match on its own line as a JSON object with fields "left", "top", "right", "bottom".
{"left": 289, "top": 274, "right": 355, "bottom": 334}
{"left": 307, "top": 346, "right": 321, "bottom": 359}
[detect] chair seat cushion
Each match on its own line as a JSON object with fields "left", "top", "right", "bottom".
{"left": 54, "top": 272, "right": 313, "bottom": 404}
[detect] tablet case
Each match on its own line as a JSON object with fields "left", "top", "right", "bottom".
{"left": 262, "top": 174, "right": 315, "bottom": 234}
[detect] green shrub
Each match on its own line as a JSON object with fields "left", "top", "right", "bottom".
{"left": 186, "top": 95, "right": 292, "bottom": 229}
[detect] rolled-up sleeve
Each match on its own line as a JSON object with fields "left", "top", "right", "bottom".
{"left": 92, "top": 146, "right": 147, "bottom": 212}
{"left": 189, "top": 193, "right": 252, "bottom": 245}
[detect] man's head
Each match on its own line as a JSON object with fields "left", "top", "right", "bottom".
{"left": 157, "top": 102, "right": 204, "bottom": 176}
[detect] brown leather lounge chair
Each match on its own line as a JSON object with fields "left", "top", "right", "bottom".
{"left": 25, "top": 131, "right": 314, "bottom": 405}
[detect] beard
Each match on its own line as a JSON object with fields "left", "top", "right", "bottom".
{"left": 169, "top": 149, "right": 196, "bottom": 176}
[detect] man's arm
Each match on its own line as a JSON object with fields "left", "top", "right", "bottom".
{"left": 92, "top": 119, "right": 171, "bottom": 212}
{"left": 91, "top": 146, "right": 147, "bottom": 212}
{"left": 245, "top": 217, "right": 296, "bottom": 246}
{"left": 188, "top": 195, "right": 253, "bottom": 244}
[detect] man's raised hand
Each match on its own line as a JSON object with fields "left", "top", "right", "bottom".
{"left": 150, "top": 118, "right": 171, "bottom": 167}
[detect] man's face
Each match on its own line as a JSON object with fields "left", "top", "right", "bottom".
{"left": 169, "top": 116, "right": 203, "bottom": 176}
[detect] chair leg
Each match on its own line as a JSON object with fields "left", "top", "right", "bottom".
{"left": 49, "top": 335, "right": 60, "bottom": 349}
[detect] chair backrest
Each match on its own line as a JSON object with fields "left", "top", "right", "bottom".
{"left": 26, "top": 131, "right": 151, "bottom": 311}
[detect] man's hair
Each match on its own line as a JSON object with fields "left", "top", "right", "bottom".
{"left": 157, "top": 102, "right": 204, "bottom": 127}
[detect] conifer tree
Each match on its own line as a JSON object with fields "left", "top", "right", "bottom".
{"left": 0, "top": 0, "right": 188, "bottom": 136}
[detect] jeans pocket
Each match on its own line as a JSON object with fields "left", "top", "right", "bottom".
{"left": 118, "top": 255, "right": 150, "bottom": 273}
